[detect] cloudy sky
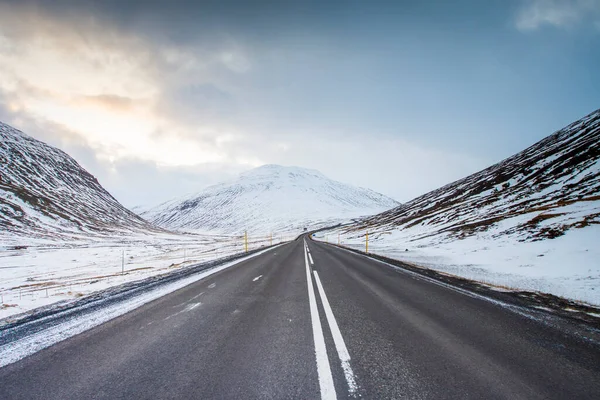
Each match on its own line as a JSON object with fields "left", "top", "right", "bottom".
{"left": 1, "top": 0, "right": 599, "bottom": 207}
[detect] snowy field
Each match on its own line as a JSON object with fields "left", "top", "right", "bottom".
{"left": 0, "top": 230, "right": 297, "bottom": 320}
{"left": 314, "top": 223, "right": 600, "bottom": 306}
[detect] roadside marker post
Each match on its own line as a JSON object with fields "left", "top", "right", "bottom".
{"left": 121, "top": 250, "right": 125, "bottom": 274}
{"left": 244, "top": 231, "right": 248, "bottom": 253}
{"left": 366, "top": 231, "right": 369, "bottom": 254}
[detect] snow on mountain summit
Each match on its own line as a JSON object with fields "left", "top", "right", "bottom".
{"left": 239, "top": 164, "right": 326, "bottom": 179}
{"left": 140, "top": 164, "right": 400, "bottom": 234}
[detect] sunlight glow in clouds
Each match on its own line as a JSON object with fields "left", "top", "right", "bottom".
{"left": 27, "top": 99, "right": 229, "bottom": 166}
{"left": 0, "top": 4, "right": 243, "bottom": 168}
{"left": 0, "top": 1, "right": 598, "bottom": 206}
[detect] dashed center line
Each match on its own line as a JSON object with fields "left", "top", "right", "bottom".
{"left": 190, "top": 292, "right": 204, "bottom": 300}
{"left": 164, "top": 302, "right": 202, "bottom": 320}
{"left": 253, "top": 275, "right": 263, "bottom": 282}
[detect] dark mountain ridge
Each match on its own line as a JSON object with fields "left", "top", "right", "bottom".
{"left": 0, "top": 121, "right": 161, "bottom": 241}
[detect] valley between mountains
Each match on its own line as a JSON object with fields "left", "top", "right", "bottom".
{"left": 1, "top": 110, "right": 599, "bottom": 320}
{"left": 0, "top": 109, "right": 600, "bottom": 400}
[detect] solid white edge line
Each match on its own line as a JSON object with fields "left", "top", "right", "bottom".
{"left": 313, "top": 270, "right": 358, "bottom": 395}
{"left": 304, "top": 239, "right": 337, "bottom": 400}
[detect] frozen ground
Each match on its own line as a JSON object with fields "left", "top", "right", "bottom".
{"left": 314, "top": 223, "right": 600, "bottom": 306}
{"left": 0, "top": 230, "right": 296, "bottom": 320}
{"left": 0, "top": 245, "right": 282, "bottom": 368}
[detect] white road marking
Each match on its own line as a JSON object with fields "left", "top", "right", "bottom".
{"left": 174, "top": 292, "right": 204, "bottom": 308}
{"left": 253, "top": 275, "right": 263, "bottom": 282}
{"left": 314, "top": 270, "right": 359, "bottom": 395}
{"left": 208, "top": 283, "right": 216, "bottom": 289}
{"left": 164, "top": 302, "right": 202, "bottom": 320}
{"left": 308, "top": 251, "right": 314, "bottom": 265}
{"left": 190, "top": 292, "right": 205, "bottom": 300}
{"left": 304, "top": 239, "right": 337, "bottom": 400}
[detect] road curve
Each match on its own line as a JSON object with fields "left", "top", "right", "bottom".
{"left": 1, "top": 236, "right": 599, "bottom": 399}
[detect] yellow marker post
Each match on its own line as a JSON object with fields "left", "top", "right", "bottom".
{"left": 366, "top": 231, "right": 369, "bottom": 254}
{"left": 244, "top": 231, "right": 248, "bottom": 253}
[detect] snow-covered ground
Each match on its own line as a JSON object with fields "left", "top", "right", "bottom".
{"left": 0, "top": 230, "right": 297, "bottom": 320}
{"left": 314, "top": 222, "right": 600, "bottom": 306}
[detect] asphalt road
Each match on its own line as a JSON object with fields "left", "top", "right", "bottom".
{"left": 1, "top": 236, "right": 599, "bottom": 399}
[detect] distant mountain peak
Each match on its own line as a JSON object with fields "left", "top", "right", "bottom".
{"left": 141, "top": 165, "right": 399, "bottom": 234}
{"left": 239, "top": 164, "right": 326, "bottom": 179}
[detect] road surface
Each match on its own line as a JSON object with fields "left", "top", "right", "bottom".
{"left": 1, "top": 236, "right": 599, "bottom": 399}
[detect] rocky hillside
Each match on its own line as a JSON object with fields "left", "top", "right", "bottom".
{"left": 0, "top": 121, "right": 160, "bottom": 241}
{"left": 140, "top": 164, "right": 400, "bottom": 234}
{"left": 342, "top": 108, "right": 600, "bottom": 242}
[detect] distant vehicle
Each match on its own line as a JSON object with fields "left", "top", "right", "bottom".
{"left": 304, "top": 227, "right": 307, "bottom": 232}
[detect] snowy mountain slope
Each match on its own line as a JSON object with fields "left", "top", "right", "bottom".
{"left": 315, "top": 109, "right": 600, "bottom": 305}
{"left": 0, "top": 121, "right": 160, "bottom": 240}
{"left": 343, "top": 108, "right": 600, "bottom": 242}
{"left": 140, "top": 164, "right": 400, "bottom": 234}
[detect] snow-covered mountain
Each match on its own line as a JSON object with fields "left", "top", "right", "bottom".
{"left": 315, "top": 109, "right": 600, "bottom": 304}
{"left": 140, "top": 165, "right": 400, "bottom": 234}
{"left": 343, "top": 108, "right": 600, "bottom": 242}
{"left": 0, "top": 121, "right": 160, "bottom": 241}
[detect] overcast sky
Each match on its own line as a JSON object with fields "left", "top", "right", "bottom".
{"left": 1, "top": 0, "right": 599, "bottom": 207}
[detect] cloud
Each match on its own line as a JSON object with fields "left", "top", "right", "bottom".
{"left": 0, "top": 3, "right": 248, "bottom": 167}
{"left": 76, "top": 95, "right": 138, "bottom": 113}
{"left": 2, "top": 0, "right": 560, "bottom": 209}
{"left": 0, "top": 91, "right": 245, "bottom": 207}
{"left": 0, "top": 3, "right": 281, "bottom": 205}
{"left": 515, "top": 0, "right": 600, "bottom": 30}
